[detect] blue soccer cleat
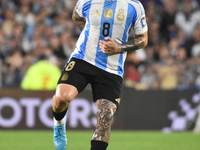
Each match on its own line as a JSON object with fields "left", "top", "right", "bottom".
{"left": 53, "top": 123, "right": 67, "bottom": 150}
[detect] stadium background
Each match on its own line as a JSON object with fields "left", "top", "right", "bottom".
{"left": 1, "top": 0, "right": 200, "bottom": 149}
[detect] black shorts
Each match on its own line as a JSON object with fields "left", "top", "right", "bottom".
{"left": 57, "top": 57, "right": 123, "bottom": 108}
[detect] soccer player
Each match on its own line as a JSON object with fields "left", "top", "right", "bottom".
{"left": 52, "top": 0, "right": 148, "bottom": 150}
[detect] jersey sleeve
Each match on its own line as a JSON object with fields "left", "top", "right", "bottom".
{"left": 75, "top": 0, "right": 84, "bottom": 17}
{"left": 75, "top": 0, "right": 91, "bottom": 17}
{"left": 132, "top": 1, "right": 148, "bottom": 35}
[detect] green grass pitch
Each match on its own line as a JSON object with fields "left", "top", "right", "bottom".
{"left": 0, "top": 130, "right": 200, "bottom": 150}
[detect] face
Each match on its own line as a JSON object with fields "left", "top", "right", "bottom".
{"left": 50, "top": 36, "right": 60, "bottom": 48}
{"left": 193, "top": 27, "right": 200, "bottom": 41}
{"left": 177, "top": 48, "right": 187, "bottom": 61}
{"left": 183, "top": 0, "right": 192, "bottom": 13}
{"left": 21, "top": 5, "right": 30, "bottom": 15}
{"left": 0, "top": 33, "right": 4, "bottom": 44}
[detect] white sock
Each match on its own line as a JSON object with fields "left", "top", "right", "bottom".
{"left": 53, "top": 116, "right": 66, "bottom": 126}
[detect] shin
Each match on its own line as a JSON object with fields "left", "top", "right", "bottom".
{"left": 91, "top": 99, "right": 117, "bottom": 146}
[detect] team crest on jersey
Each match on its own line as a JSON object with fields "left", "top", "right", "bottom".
{"left": 104, "top": 9, "right": 113, "bottom": 19}
{"left": 117, "top": 9, "right": 124, "bottom": 21}
{"left": 61, "top": 72, "right": 68, "bottom": 81}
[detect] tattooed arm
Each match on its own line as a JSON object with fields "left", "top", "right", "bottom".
{"left": 99, "top": 31, "right": 148, "bottom": 54}
{"left": 120, "top": 31, "right": 148, "bottom": 52}
{"left": 72, "top": 8, "right": 86, "bottom": 31}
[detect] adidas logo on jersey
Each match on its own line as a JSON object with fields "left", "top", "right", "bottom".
{"left": 91, "top": 10, "right": 100, "bottom": 16}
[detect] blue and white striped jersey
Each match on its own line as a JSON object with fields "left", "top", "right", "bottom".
{"left": 69, "top": 0, "right": 148, "bottom": 77}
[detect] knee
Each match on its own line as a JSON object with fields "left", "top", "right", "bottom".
{"left": 96, "top": 100, "right": 117, "bottom": 119}
{"left": 53, "top": 93, "right": 72, "bottom": 109}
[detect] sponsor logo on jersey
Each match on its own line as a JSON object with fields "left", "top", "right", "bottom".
{"left": 91, "top": 10, "right": 100, "bottom": 16}
{"left": 105, "top": 9, "right": 113, "bottom": 19}
{"left": 141, "top": 17, "right": 146, "bottom": 28}
{"left": 117, "top": 9, "right": 124, "bottom": 21}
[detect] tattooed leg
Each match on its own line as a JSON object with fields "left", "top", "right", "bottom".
{"left": 92, "top": 99, "right": 117, "bottom": 143}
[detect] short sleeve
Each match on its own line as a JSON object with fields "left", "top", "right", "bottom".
{"left": 75, "top": 0, "right": 84, "bottom": 17}
{"left": 132, "top": 1, "right": 148, "bottom": 35}
{"left": 75, "top": 0, "right": 91, "bottom": 17}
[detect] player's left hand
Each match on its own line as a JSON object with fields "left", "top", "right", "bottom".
{"left": 99, "top": 37, "right": 122, "bottom": 54}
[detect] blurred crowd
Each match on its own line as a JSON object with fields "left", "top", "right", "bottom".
{"left": 0, "top": 0, "right": 77, "bottom": 88}
{"left": 125, "top": 0, "right": 200, "bottom": 90}
{"left": 0, "top": 0, "right": 200, "bottom": 90}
